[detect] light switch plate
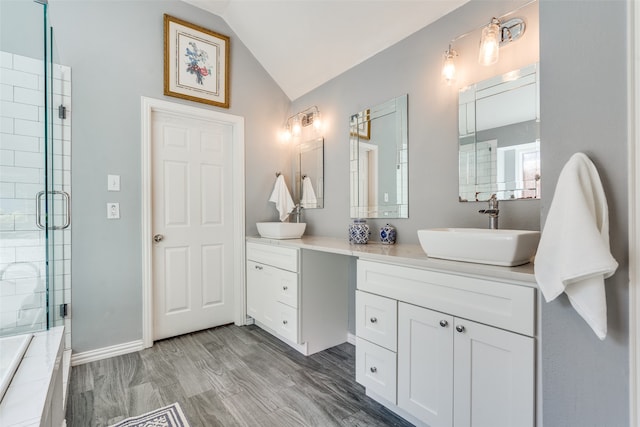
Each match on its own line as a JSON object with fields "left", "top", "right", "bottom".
{"left": 107, "top": 203, "right": 120, "bottom": 219}
{"left": 108, "top": 174, "right": 120, "bottom": 191}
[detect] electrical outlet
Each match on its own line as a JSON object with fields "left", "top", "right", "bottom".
{"left": 107, "top": 203, "right": 120, "bottom": 219}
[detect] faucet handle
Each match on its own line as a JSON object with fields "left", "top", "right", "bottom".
{"left": 488, "top": 194, "right": 498, "bottom": 209}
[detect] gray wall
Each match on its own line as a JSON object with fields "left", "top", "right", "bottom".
{"left": 48, "top": 0, "right": 290, "bottom": 353}
{"left": 0, "top": 1, "right": 45, "bottom": 59}
{"left": 292, "top": 0, "right": 541, "bottom": 241}
{"left": 539, "top": 1, "right": 629, "bottom": 425}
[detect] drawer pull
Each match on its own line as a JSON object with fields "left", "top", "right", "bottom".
{"left": 283, "top": 286, "right": 288, "bottom": 291}
{"left": 370, "top": 317, "right": 378, "bottom": 324}
{"left": 254, "top": 265, "right": 263, "bottom": 270}
{"left": 456, "top": 325, "right": 465, "bottom": 333}
{"left": 282, "top": 320, "right": 288, "bottom": 325}
{"left": 370, "top": 366, "right": 377, "bottom": 373}
{"left": 439, "top": 320, "right": 449, "bottom": 328}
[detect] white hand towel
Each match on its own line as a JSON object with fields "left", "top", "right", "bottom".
{"left": 269, "top": 175, "right": 295, "bottom": 222}
{"left": 534, "top": 152, "right": 618, "bottom": 340}
{"left": 301, "top": 176, "right": 318, "bottom": 209}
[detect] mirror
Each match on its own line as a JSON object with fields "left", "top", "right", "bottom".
{"left": 458, "top": 63, "right": 540, "bottom": 202}
{"left": 350, "top": 94, "right": 408, "bottom": 218}
{"left": 293, "top": 137, "right": 324, "bottom": 209}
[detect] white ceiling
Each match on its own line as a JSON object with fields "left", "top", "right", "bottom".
{"left": 182, "top": 0, "right": 470, "bottom": 100}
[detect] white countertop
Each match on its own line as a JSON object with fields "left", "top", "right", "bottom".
{"left": 246, "top": 236, "right": 536, "bottom": 287}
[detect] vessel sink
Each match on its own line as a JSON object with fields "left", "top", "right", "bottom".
{"left": 417, "top": 228, "right": 540, "bottom": 267}
{"left": 257, "top": 222, "right": 306, "bottom": 239}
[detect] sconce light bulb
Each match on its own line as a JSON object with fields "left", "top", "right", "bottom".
{"left": 442, "top": 47, "right": 457, "bottom": 85}
{"left": 313, "top": 112, "right": 322, "bottom": 131}
{"left": 478, "top": 18, "right": 500, "bottom": 66}
{"left": 281, "top": 128, "right": 292, "bottom": 142}
{"left": 292, "top": 116, "right": 302, "bottom": 136}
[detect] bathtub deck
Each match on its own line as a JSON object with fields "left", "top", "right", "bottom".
{"left": 0, "top": 326, "right": 67, "bottom": 426}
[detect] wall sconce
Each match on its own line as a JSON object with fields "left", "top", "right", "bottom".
{"left": 282, "top": 106, "right": 322, "bottom": 141}
{"left": 442, "top": 44, "right": 458, "bottom": 86}
{"left": 441, "top": 11, "right": 527, "bottom": 85}
{"left": 478, "top": 17, "right": 526, "bottom": 66}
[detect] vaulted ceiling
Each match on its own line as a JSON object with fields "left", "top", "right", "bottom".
{"left": 182, "top": 0, "right": 470, "bottom": 100}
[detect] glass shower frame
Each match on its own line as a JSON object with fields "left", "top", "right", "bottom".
{"left": 0, "top": 0, "right": 71, "bottom": 344}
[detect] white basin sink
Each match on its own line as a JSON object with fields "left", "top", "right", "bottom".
{"left": 257, "top": 222, "right": 306, "bottom": 239}
{"left": 417, "top": 228, "right": 540, "bottom": 267}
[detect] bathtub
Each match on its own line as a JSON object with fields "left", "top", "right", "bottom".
{"left": 0, "top": 333, "right": 33, "bottom": 402}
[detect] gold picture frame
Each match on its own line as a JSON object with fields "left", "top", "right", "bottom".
{"left": 350, "top": 109, "right": 371, "bottom": 140}
{"left": 164, "top": 14, "right": 230, "bottom": 108}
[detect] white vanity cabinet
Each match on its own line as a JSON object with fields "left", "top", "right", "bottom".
{"left": 246, "top": 241, "right": 349, "bottom": 355}
{"left": 356, "top": 259, "right": 536, "bottom": 427}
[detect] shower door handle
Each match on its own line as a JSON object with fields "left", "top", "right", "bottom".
{"left": 36, "top": 190, "right": 71, "bottom": 230}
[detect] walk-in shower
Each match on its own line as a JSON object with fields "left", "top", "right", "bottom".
{"left": 0, "top": 0, "right": 72, "bottom": 344}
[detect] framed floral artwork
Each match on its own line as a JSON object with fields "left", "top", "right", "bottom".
{"left": 164, "top": 15, "right": 230, "bottom": 108}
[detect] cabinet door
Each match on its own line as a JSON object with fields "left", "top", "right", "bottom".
{"left": 398, "top": 302, "right": 454, "bottom": 427}
{"left": 453, "top": 318, "right": 534, "bottom": 427}
{"left": 246, "top": 261, "right": 277, "bottom": 329}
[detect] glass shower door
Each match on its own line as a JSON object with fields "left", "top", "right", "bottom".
{"left": 0, "top": 0, "right": 71, "bottom": 344}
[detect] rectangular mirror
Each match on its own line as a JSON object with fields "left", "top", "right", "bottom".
{"left": 293, "top": 137, "right": 324, "bottom": 209}
{"left": 350, "top": 94, "right": 408, "bottom": 218}
{"left": 459, "top": 63, "right": 540, "bottom": 202}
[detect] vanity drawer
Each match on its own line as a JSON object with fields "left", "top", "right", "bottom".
{"left": 356, "top": 337, "right": 397, "bottom": 404}
{"left": 247, "top": 242, "right": 299, "bottom": 272}
{"left": 274, "top": 302, "right": 299, "bottom": 343}
{"left": 357, "top": 260, "right": 536, "bottom": 336}
{"left": 275, "top": 272, "right": 298, "bottom": 308}
{"left": 356, "top": 290, "right": 397, "bottom": 351}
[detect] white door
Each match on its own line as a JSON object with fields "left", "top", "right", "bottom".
{"left": 152, "top": 110, "right": 234, "bottom": 341}
{"left": 398, "top": 302, "right": 454, "bottom": 427}
{"left": 453, "top": 318, "right": 535, "bottom": 427}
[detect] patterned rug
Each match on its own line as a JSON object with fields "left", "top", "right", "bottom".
{"left": 109, "top": 403, "right": 190, "bottom": 427}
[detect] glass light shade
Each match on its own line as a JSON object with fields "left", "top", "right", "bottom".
{"left": 442, "top": 49, "right": 456, "bottom": 85}
{"left": 281, "top": 128, "right": 292, "bottom": 142}
{"left": 312, "top": 112, "right": 322, "bottom": 131}
{"left": 478, "top": 19, "right": 500, "bottom": 66}
{"left": 291, "top": 116, "right": 302, "bottom": 136}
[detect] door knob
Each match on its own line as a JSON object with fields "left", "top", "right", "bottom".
{"left": 153, "top": 234, "right": 164, "bottom": 243}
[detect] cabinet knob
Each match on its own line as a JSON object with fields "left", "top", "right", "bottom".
{"left": 282, "top": 320, "right": 288, "bottom": 325}
{"left": 254, "top": 265, "right": 263, "bottom": 270}
{"left": 456, "top": 325, "right": 465, "bottom": 333}
{"left": 370, "top": 317, "right": 378, "bottom": 324}
{"left": 439, "top": 320, "right": 448, "bottom": 328}
{"left": 370, "top": 366, "right": 377, "bottom": 373}
{"left": 283, "top": 286, "right": 288, "bottom": 291}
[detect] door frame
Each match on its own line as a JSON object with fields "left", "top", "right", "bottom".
{"left": 140, "top": 97, "right": 246, "bottom": 349}
{"left": 630, "top": 0, "right": 639, "bottom": 424}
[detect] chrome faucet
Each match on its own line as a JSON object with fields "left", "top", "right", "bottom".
{"left": 291, "top": 204, "right": 303, "bottom": 223}
{"left": 478, "top": 194, "right": 499, "bottom": 229}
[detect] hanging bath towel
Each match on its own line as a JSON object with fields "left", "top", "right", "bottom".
{"left": 269, "top": 174, "right": 295, "bottom": 222}
{"left": 534, "top": 153, "right": 618, "bottom": 340}
{"left": 301, "top": 176, "right": 318, "bottom": 209}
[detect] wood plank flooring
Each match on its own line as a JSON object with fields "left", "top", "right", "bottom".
{"left": 66, "top": 324, "right": 413, "bottom": 427}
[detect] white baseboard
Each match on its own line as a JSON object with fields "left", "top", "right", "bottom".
{"left": 347, "top": 332, "right": 356, "bottom": 345}
{"left": 71, "top": 339, "right": 144, "bottom": 366}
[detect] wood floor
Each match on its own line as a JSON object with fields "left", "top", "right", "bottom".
{"left": 66, "top": 324, "right": 413, "bottom": 427}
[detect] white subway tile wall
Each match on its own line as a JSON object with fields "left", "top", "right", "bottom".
{"left": 0, "top": 52, "right": 71, "bottom": 349}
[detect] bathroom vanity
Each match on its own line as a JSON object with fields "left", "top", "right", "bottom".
{"left": 245, "top": 236, "right": 538, "bottom": 427}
